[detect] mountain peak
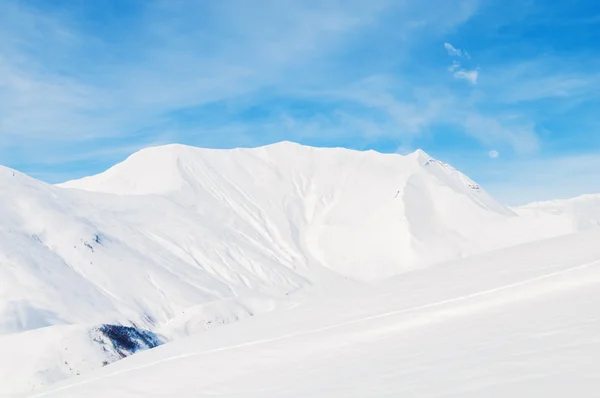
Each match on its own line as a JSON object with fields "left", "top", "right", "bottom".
{"left": 0, "top": 139, "right": 581, "bottom": 397}
{"left": 408, "top": 148, "right": 433, "bottom": 162}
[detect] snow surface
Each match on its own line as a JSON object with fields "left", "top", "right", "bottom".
{"left": 1, "top": 142, "right": 598, "bottom": 396}
{"left": 59, "top": 142, "right": 578, "bottom": 280}
{"left": 25, "top": 228, "right": 600, "bottom": 397}
{"left": 0, "top": 324, "right": 164, "bottom": 397}
{"left": 517, "top": 193, "right": 600, "bottom": 230}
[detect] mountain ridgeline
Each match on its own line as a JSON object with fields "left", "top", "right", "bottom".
{"left": 1, "top": 142, "right": 595, "bottom": 395}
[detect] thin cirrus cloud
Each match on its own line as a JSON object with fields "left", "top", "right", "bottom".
{"left": 474, "top": 153, "right": 600, "bottom": 205}
{"left": 453, "top": 68, "right": 479, "bottom": 84}
{"left": 448, "top": 60, "right": 461, "bottom": 72}
{"left": 444, "top": 42, "right": 470, "bottom": 59}
{"left": 0, "top": 0, "right": 388, "bottom": 164}
{"left": 0, "top": 0, "right": 599, "bottom": 203}
{"left": 0, "top": 0, "right": 486, "bottom": 168}
{"left": 444, "top": 42, "right": 478, "bottom": 84}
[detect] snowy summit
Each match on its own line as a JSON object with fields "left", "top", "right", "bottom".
{"left": 1, "top": 142, "right": 600, "bottom": 396}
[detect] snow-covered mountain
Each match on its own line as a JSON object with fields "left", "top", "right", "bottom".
{"left": 27, "top": 228, "right": 600, "bottom": 398}
{"left": 517, "top": 194, "right": 600, "bottom": 230}
{"left": 0, "top": 142, "right": 591, "bottom": 395}
{"left": 59, "top": 142, "right": 576, "bottom": 281}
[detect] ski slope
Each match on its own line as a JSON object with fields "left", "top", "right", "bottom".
{"left": 27, "top": 228, "right": 600, "bottom": 397}
{"left": 1, "top": 142, "right": 596, "bottom": 395}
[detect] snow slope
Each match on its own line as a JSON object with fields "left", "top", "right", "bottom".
{"left": 27, "top": 228, "right": 600, "bottom": 398}
{"left": 0, "top": 324, "right": 163, "bottom": 397}
{"left": 517, "top": 194, "right": 600, "bottom": 230}
{"left": 0, "top": 142, "right": 586, "bottom": 395}
{"left": 0, "top": 163, "right": 308, "bottom": 336}
{"left": 61, "top": 142, "right": 575, "bottom": 279}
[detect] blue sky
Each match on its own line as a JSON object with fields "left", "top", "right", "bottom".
{"left": 0, "top": 0, "right": 599, "bottom": 204}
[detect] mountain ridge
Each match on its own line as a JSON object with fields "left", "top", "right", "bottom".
{"left": 0, "top": 141, "right": 590, "bottom": 395}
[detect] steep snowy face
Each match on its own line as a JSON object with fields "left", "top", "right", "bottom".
{"left": 0, "top": 164, "right": 310, "bottom": 337}
{"left": 0, "top": 142, "right": 577, "bottom": 337}
{"left": 0, "top": 143, "right": 582, "bottom": 396}
{"left": 0, "top": 168, "right": 110, "bottom": 333}
{"left": 61, "top": 142, "right": 574, "bottom": 280}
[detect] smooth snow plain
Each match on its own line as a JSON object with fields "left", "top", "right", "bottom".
{"left": 1, "top": 142, "right": 599, "bottom": 396}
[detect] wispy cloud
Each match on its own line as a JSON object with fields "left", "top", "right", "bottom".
{"left": 0, "top": 0, "right": 482, "bottom": 170}
{"left": 449, "top": 60, "right": 461, "bottom": 72}
{"left": 477, "top": 153, "right": 600, "bottom": 205}
{"left": 443, "top": 42, "right": 478, "bottom": 83}
{"left": 1, "top": 0, "right": 600, "bottom": 204}
{"left": 481, "top": 57, "right": 600, "bottom": 103}
{"left": 464, "top": 114, "right": 539, "bottom": 155}
{"left": 453, "top": 68, "right": 479, "bottom": 84}
{"left": 0, "top": 0, "right": 393, "bottom": 167}
{"left": 444, "top": 42, "right": 469, "bottom": 58}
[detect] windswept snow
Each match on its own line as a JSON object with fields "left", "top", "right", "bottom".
{"left": 0, "top": 142, "right": 596, "bottom": 396}
{"left": 26, "top": 228, "right": 600, "bottom": 398}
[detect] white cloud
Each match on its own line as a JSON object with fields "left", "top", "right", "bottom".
{"left": 464, "top": 114, "right": 539, "bottom": 155}
{"left": 448, "top": 60, "right": 460, "bottom": 72}
{"left": 444, "top": 42, "right": 463, "bottom": 57}
{"left": 453, "top": 68, "right": 479, "bottom": 84}
{"left": 444, "top": 42, "right": 477, "bottom": 83}
{"left": 481, "top": 58, "right": 600, "bottom": 103}
{"left": 4, "top": 0, "right": 564, "bottom": 189}
{"left": 309, "top": 74, "right": 543, "bottom": 157}
{"left": 324, "top": 77, "right": 451, "bottom": 136}
{"left": 0, "top": 1, "right": 479, "bottom": 157}
{"left": 488, "top": 150, "right": 499, "bottom": 158}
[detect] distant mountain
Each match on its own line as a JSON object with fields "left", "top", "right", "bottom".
{"left": 0, "top": 142, "right": 582, "bottom": 394}
{"left": 59, "top": 141, "right": 575, "bottom": 281}
{"left": 517, "top": 194, "right": 600, "bottom": 230}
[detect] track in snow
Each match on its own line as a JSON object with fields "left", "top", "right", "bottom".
{"left": 31, "top": 258, "right": 600, "bottom": 398}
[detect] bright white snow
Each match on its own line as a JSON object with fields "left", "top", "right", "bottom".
{"left": 518, "top": 193, "right": 600, "bottom": 230}
{"left": 1, "top": 142, "right": 598, "bottom": 396}
{"left": 25, "top": 228, "right": 600, "bottom": 397}
{"left": 0, "top": 324, "right": 163, "bottom": 396}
